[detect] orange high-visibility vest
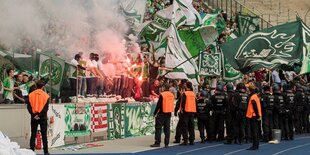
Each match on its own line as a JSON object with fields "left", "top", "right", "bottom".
{"left": 161, "top": 91, "right": 175, "bottom": 113}
{"left": 246, "top": 94, "right": 262, "bottom": 118}
{"left": 29, "top": 89, "right": 50, "bottom": 113}
{"left": 184, "top": 91, "right": 196, "bottom": 113}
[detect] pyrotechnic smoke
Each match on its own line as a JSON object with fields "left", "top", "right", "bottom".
{"left": 0, "top": 0, "right": 129, "bottom": 60}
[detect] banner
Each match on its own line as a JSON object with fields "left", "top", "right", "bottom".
{"left": 39, "top": 52, "right": 65, "bottom": 95}
{"left": 221, "top": 20, "right": 303, "bottom": 73}
{"left": 108, "top": 103, "right": 125, "bottom": 140}
{"left": 299, "top": 22, "right": 310, "bottom": 74}
{"left": 64, "top": 104, "right": 91, "bottom": 137}
{"left": 91, "top": 103, "right": 108, "bottom": 132}
{"left": 198, "top": 51, "right": 221, "bottom": 76}
{"left": 202, "top": 11, "right": 226, "bottom": 34}
{"left": 236, "top": 13, "right": 260, "bottom": 36}
{"left": 47, "top": 104, "right": 66, "bottom": 148}
{"left": 124, "top": 102, "right": 156, "bottom": 137}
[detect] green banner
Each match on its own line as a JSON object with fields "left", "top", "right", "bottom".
{"left": 202, "top": 11, "right": 226, "bottom": 34}
{"left": 299, "top": 22, "right": 310, "bottom": 74}
{"left": 64, "top": 104, "right": 91, "bottom": 137}
{"left": 198, "top": 45, "right": 221, "bottom": 76}
{"left": 124, "top": 102, "right": 156, "bottom": 137}
{"left": 221, "top": 20, "right": 304, "bottom": 73}
{"left": 236, "top": 13, "right": 260, "bottom": 36}
{"left": 222, "top": 55, "right": 242, "bottom": 82}
{"left": 108, "top": 103, "right": 125, "bottom": 140}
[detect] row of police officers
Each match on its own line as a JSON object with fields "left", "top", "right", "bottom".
{"left": 150, "top": 81, "right": 310, "bottom": 150}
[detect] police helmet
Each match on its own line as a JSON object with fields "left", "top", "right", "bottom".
{"left": 200, "top": 90, "right": 209, "bottom": 98}
{"left": 236, "top": 83, "right": 246, "bottom": 92}
{"left": 226, "top": 83, "right": 234, "bottom": 92}
{"left": 272, "top": 83, "right": 281, "bottom": 92}
{"left": 216, "top": 83, "right": 224, "bottom": 91}
{"left": 263, "top": 85, "right": 270, "bottom": 92}
{"left": 295, "top": 83, "right": 303, "bottom": 91}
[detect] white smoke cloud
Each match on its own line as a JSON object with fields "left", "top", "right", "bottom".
{"left": 0, "top": 0, "right": 129, "bottom": 60}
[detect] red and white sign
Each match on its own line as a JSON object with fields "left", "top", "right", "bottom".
{"left": 91, "top": 103, "right": 108, "bottom": 132}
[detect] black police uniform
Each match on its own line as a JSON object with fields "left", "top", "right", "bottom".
{"left": 283, "top": 90, "right": 295, "bottom": 140}
{"left": 225, "top": 89, "right": 235, "bottom": 144}
{"left": 233, "top": 90, "right": 249, "bottom": 144}
{"left": 261, "top": 92, "right": 275, "bottom": 141}
{"left": 196, "top": 91, "right": 211, "bottom": 143}
{"left": 210, "top": 91, "right": 227, "bottom": 141}
{"left": 294, "top": 89, "right": 306, "bottom": 134}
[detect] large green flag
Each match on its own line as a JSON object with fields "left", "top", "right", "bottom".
{"left": 299, "top": 22, "right": 310, "bottom": 74}
{"left": 121, "top": 0, "right": 147, "bottom": 32}
{"left": 220, "top": 20, "right": 304, "bottom": 73}
{"left": 222, "top": 55, "right": 242, "bottom": 82}
{"left": 236, "top": 13, "right": 260, "bottom": 36}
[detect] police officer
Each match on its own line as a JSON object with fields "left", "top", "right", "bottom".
{"left": 224, "top": 83, "right": 235, "bottom": 144}
{"left": 210, "top": 82, "right": 227, "bottom": 141}
{"left": 261, "top": 85, "right": 274, "bottom": 142}
{"left": 151, "top": 84, "right": 175, "bottom": 148}
{"left": 282, "top": 82, "right": 295, "bottom": 140}
{"left": 179, "top": 82, "right": 196, "bottom": 145}
{"left": 273, "top": 84, "right": 285, "bottom": 138}
{"left": 294, "top": 83, "right": 306, "bottom": 134}
{"left": 232, "top": 83, "right": 248, "bottom": 144}
{"left": 173, "top": 80, "right": 187, "bottom": 143}
{"left": 302, "top": 86, "right": 310, "bottom": 133}
{"left": 196, "top": 89, "right": 211, "bottom": 143}
{"left": 246, "top": 84, "right": 262, "bottom": 150}
{"left": 26, "top": 80, "right": 50, "bottom": 155}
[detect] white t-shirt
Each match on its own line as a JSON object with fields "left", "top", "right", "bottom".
{"left": 6, "top": 79, "right": 14, "bottom": 100}
{"left": 285, "top": 71, "right": 295, "bottom": 81}
{"left": 85, "top": 59, "right": 94, "bottom": 77}
{"left": 70, "top": 59, "right": 79, "bottom": 66}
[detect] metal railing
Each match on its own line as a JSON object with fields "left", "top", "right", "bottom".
{"left": 203, "top": 0, "right": 273, "bottom": 29}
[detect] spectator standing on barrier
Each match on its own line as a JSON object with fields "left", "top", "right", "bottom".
{"left": 3, "top": 68, "right": 19, "bottom": 104}
{"left": 246, "top": 84, "right": 262, "bottom": 150}
{"left": 26, "top": 80, "right": 50, "bottom": 155}
{"left": 150, "top": 83, "right": 174, "bottom": 148}
{"left": 179, "top": 82, "right": 196, "bottom": 146}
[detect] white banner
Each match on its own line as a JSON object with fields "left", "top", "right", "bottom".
{"left": 47, "top": 104, "right": 66, "bottom": 148}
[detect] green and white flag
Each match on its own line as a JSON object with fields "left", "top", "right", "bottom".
{"left": 161, "top": 24, "right": 199, "bottom": 85}
{"left": 299, "top": 22, "right": 310, "bottom": 74}
{"left": 198, "top": 51, "right": 221, "bottom": 76}
{"left": 202, "top": 11, "right": 226, "bottom": 34}
{"left": 121, "top": 0, "right": 147, "bottom": 32}
{"left": 221, "top": 20, "right": 304, "bottom": 73}
{"left": 39, "top": 52, "right": 65, "bottom": 95}
{"left": 179, "top": 26, "right": 218, "bottom": 56}
{"left": 222, "top": 55, "right": 242, "bottom": 82}
{"left": 139, "top": 0, "right": 202, "bottom": 42}
{"left": 236, "top": 13, "right": 260, "bottom": 36}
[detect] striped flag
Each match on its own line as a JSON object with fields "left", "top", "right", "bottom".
{"left": 299, "top": 22, "right": 310, "bottom": 74}
{"left": 91, "top": 103, "right": 108, "bottom": 132}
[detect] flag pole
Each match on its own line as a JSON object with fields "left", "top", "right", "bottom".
{"left": 162, "top": 44, "right": 212, "bottom": 77}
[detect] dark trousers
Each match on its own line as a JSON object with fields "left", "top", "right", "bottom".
{"left": 294, "top": 111, "right": 303, "bottom": 134}
{"left": 278, "top": 113, "right": 286, "bottom": 139}
{"left": 303, "top": 112, "right": 309, "bottom": 132}
{"left": 197, "top": 116, "right": 209, "bottom": 140}
{"left": 210, "top": 111, "right": 225, "bottom": 141}
{"left": 69, "top": 78, "right": 77, "bottom": 97}
{"left": 245, "top": 118, "right": 252, "bottom": 141}
{"left": 263, "top": 111, "right": 273, "bottom": 141}
{"left": 30, "top": 119, "right": 48, "bottom": 154}
{"left": 180, "top": 113, "right": 195, "bottom": 143}
{"left": 175, "top": 118, "right": 182, "bottom": 142}
{"left": 86, "top": 77, "right": 97, "bottom": 95}
{"left": 154, "top": 114, "right": 171, "bottom": 145}
{"left": 250, "top": 118, "right": 259, "bottom": 149}
{"left": 225, "top": 113, "right": 233, "bottom": 142}
{"left": 233, "top": 114, "right": 246, "bottom": 142}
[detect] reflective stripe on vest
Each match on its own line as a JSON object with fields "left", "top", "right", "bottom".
{"left": 29, "top": 89, "right": 49, "bottom": 113}
{"left": 161, "top": 91, "right": 175, "bottom": 113}
{"left": 246, "top": 94, "right": 262, "bottom": 118}
{"left": 184, "top": 91, "right": 196, "bottom": 113}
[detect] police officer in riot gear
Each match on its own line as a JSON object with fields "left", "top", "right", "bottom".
{"left": 224, "top": 83, "right": 235, "bottom": 144}
{"left": 302, "top": 86, "right": 310, "bottom": 133}
{"left": 273, "top": 84, "right": 285, "bottom": 139}
{"left": 210, "top": 82, "right": 227, "bottom": 141}
{"left": 261, "top": 85, "right": 275, "bottom": 142}
{"left": 282, "top": 82, "right": 295, "bottom": 140}
{"left": 294, "top": 83, "right": 306, "bottom": 134}
{"left": 232, "top": 83, "right": 249, "bottom": 144}
{"left": 196, "top": 89, "right": 212, "bottom": 143}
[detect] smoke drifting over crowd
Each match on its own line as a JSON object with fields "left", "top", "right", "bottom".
{"left": 0, "top": 0, "right": 130, "bottom": 59}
